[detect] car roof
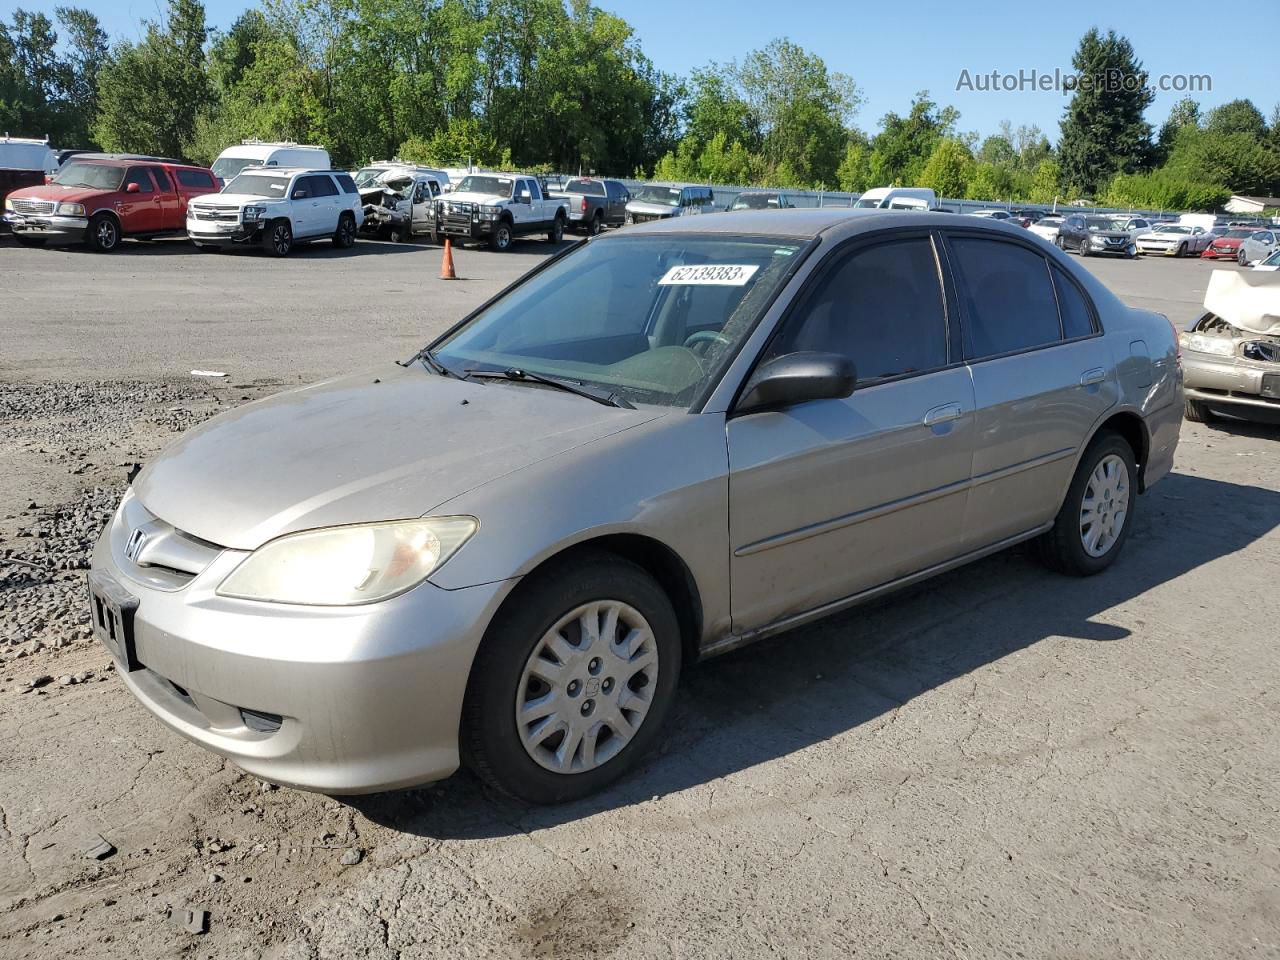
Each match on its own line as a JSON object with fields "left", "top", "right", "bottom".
{"left": 235, "top": 166, "right": 338, "bottom": 175}
{"left": 66, "top": 153, "right": 186, "bottom": 165}
{"left": 621, "top": 208, "right": 1042, "bottom": 241}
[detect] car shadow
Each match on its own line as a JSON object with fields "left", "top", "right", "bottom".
{"left": 348, "top": 470, "right": 1280, "bottom": 838}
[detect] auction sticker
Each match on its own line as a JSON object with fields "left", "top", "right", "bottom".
{"left": 658, "top": 264, "right": 759, "bottom": 286}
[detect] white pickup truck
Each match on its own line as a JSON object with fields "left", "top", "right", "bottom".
{"left": 434, "top": 173, "right": 568, "bottom": 251}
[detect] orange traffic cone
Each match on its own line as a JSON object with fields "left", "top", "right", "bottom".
{"left": 440, "top": 237, "right": 456, "bottom": 280}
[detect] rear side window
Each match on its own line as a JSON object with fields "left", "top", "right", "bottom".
{"left": 176, "top": 169, "right": 216, "bottom": 190}
{"left": 308, "top": 174, "right": 338, "bottom": 198}
{"left": 949, "top": 237, "right": 1061, "bottom": 359}
{"left": 1052, "top": 267, "right": 1097, "bottom": 339}
{"left": 764, "top": 237, "right": 948, "bottom": 383}
{"left": 123, "top": 168, "right": 153, "bottom": 194}
{"left": 334, "top": 173, "right": 357, "bottom": 194}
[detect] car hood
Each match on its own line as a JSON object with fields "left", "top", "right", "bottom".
{"left": 1204, "top": 269, "right": 1280, "bottom": 335}
{"left": 190, "top": 192, "right": 285, "bottom": 207}
{"left": 1137, "top": 231, "right": 1181, "bottom": 240}
{"left": 8, "top": 183, "right": 111, "bottom": 203}
{"left": 1209, "top": 236, "right": 1243, "bottom": 246}
{"left": 133, "top": 364, "right": 659, "bottom": 550}
{"left": 443, "top": 191, "right": 505, "bottom": 205}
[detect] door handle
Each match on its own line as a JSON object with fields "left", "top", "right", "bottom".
{"left": 922, "top": 403, "right": 963, "bottom": 426}
{"left": 1080, "top": 368, "right": 1106, "bottom": 385}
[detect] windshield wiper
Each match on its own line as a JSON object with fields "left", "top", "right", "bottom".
{"left": 462, "top": 367, "right": 634, "bottom": 409}
{"left": 398, "top": 347, "right": 469, "bottom": 380}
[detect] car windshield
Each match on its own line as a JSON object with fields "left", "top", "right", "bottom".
{"left": 355, "top": 166, "right": 392, "bottom": 188}
{"left": 633, "top": 185, "right": 682, "bottom": 206}
{"left": 1087, "top": 218, "right": 1124, "bottom": 231}
{"left": 565, "top": 179, "right": 606, "bottom": 196}
{"left": 456, "top": 175, "right": 514, "bottom": 197}
{"left": 52, "top": 162, "right": 124, "bottom": 190}
{"left": 432, "top": 235, "right": 806, "bottom": 408}
{"left": 222, "top": 173, "right": 292, "bottom": 198}
{"left": 730, "top": 194, "right": 779, "bottom": 210}
{"left": 853, "top": 196, "right": 882, "bottom": 208}
{"left": 211, "top": 155, "right": 262, "bottom": 181}
{"left": 1157, "top": 225, "right": 1190, "bottom": 234}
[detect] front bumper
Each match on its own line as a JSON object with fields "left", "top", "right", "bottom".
{"left": 3, "top": 211, "right": 90, "bottom": 241}
{"left": 90, "top": 501, "right": 512, "bottom": 794}
{"left": 1201, "top": 248, "right": 1238, "bottom": 259}
{"left": 1135, "top": 242, "right": 1181, "bottom": 255}
{"left": 1183, "top": 353, "right": 1280, "bottom": 412}
{"left": 1085, "top": 240, "right": 1136, "bottom": 256}
{"left": 435, "top": 216, "right": 495, "bottom": 240}
{"left": 186, "top": 217, "right": 261, "bottom": 246}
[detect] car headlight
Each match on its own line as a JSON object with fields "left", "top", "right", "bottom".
{"left": 1182, "top": 334, "right": 1235, "bottom": 357}
{"left": 242, "top": 205, "right": 267, "bottom": 222}
{"left": 3, "top": 197, "right": 14, "bottom": 211}
{"left": 476, "top": 205, "right": 501, "bottom": 220}
{"left": 217, "top": 517, "right": 478, "bottom": 605}
{"left": 56, "top": 202, "right": 85, "bottom": 216}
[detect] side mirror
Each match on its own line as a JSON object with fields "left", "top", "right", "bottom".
{"left": 125, "top": 182, "right": 140, "bottom": 194}
{"left": 292, "top": 189, "right": 308, "bottom": 199}
{"left": 736, "top": 352, "right": 857, "bottom": 415}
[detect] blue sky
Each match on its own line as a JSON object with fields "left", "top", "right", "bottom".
{"left": 4, "top": 0, "right": 1272, "bottom": 142}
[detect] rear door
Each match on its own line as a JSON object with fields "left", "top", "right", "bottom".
{"left": 606, "top": 180, "right": 629, "bottom": 222}
{"left": 941, "top": 231, "right": 1118, "bottom": 550}
{"left": 726, "top": 231, "right": 975, "bottom": 632}
{"left": 117, "top": 167, "right": 161, "bottom": 234}
{"left": 144, "top": 166, "right": 182, "bottom": 230}
{"left": 306, "top": 174, "right": 341, "bottom": 236}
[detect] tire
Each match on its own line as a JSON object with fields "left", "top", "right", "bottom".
{"left": 547, "top": 215, "right": 564, "bottom": 244}
{"left": 587, "top": 212, "right": 603, "bottom": 236}
{"left": 12, "top": 235, "right": 45, "bottom": 248}
{"left": 1183, "top": 398, "right": 1215, "bottom": 423}
{"left": 87, "top": 214, "right": 120, "bottom": 253}
{"left": 489, "top": 219, "right": 513, "bottom": 252}
{"left": 333, "top": 213, "right": 357, "bottom": 249}
{"left": 1035, "top": 431, "right": 1137, "bottom": 577}
{"left": 264, "top": 219, "right": 292, "bottom": 257}
{"left": 1175, "top": 242, "right": 1187, "bottom": 258}
{"left": 1055, "top": 234, "right": 1066, "bottom": 251}
{"left": 462, "top": 550, "right": 682, "bottom": 804}
{"left": 1237, "top": 248, "right": 1248, "bottom": 266}
{"left": 1079, "top": 242, "right": 1090, "bottom": 257}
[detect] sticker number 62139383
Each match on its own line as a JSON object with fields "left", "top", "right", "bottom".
{"left": 657, "top": 264, "right": 760, "bottom": 286}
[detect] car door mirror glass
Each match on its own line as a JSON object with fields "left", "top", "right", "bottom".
{"left": 736, "top": 352, "right": 856, "bottom": 415}
{"left": 293, "top": 189, "right": 308, "bottom": 199}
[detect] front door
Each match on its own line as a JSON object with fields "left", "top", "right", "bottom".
{"left": 117, "top": 167, "right": 161, "bottom": 234}
{"left": 727, "top": 233, "right": 975, "bottom": 632}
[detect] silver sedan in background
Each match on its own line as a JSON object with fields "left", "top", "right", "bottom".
{"left": 89, "top": 211, "right": 1182, "bottom": 804}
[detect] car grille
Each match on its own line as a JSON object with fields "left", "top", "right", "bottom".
{"left": 1102, "top": 236, "right": 1127, "bottom": 246}
{"left": 117, "top": 495, "right": 223, "bottom": 590}
{"left": 630, "top": 213, "right": 667, "bottom": 224}
{"left": 10, "top": 198, "right": 55, "bottom": 215}
{"left": 189, "top": 205, "right": 240, "bottom": 223}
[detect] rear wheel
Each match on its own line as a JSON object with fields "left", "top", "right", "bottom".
{"left": 1036, "top": 431, "right": 1136, "bottom": 576}
{"left": 587, "top": 212, "right": 603, "bottom": 236}
{"left": 462, "top": 551, "right": 681, "bottom": 804}
{"left": 87, "top": 214, "right": 120, "bottom": 253}
{"left": 547, "top": 215, "right": 564, "bottom": 244}
{"left": 1183, "top": 398, "right": 1216, "bottom": 423}
{"left": 333, "top": 213, "right": 356, "bottom": 249}
{"left": 264, "top": 219, "right": 292, "bottom": 257}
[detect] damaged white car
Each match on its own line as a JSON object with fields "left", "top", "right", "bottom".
{"left": 1181, "top": 270, "right": 1280, "bottom": 424}
{"left": 358, "top": 168, "right": 445, "bottom": 243}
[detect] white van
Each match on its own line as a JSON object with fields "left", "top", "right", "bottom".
{"left": 0, "top": 135, "right": 57, "bottom": 175}
{"left": 853, "top": 186, "right": 938, "bottom": 210}
{"left": 211, "top": 140, "right": 331, "bottom": 186}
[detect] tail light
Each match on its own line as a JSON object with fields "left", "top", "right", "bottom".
{"left": 580, "top": 197, "right": 587, "bottom": 213}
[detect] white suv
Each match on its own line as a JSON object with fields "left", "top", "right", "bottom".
{"left": 187, "top": 167, "right": 363, "bottom": 256}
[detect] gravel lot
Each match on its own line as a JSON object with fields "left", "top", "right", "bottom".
{"left": 1, "top": 235, "right": 1278, "bottom": 959}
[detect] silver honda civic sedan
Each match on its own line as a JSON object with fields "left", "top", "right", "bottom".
{"left": 89, "top": 210, "right": 1183, "bottom": 803}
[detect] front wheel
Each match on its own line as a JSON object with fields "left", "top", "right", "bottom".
{"left": 1035, "top": 432, "right": 1136, "bottom": 576}
{"left": 547, "top": 215, "right": 564, "bottom": 244}
{"left": 1184, "top": 398, "right": 1216, "bottom": 423}
{"left": 1238, "top": 248, "right": 1248, "bottom": 266}
{"left": 1175, "top": 242, "right": 1187, "bottom": 258}
{"left": 462, "top": 552, "right": 682, "bottom": 804}
{"left": 264, "top": 219, "right": 292, "bottom": 257}
{"left": 489, "top": 220, "right": 513, "bottom": 252}
{"left": 87, "top": 214, "right": 120, "bottom": 253}
{"left": 1055, "top": 234, "right": 1066, "bottom": 251}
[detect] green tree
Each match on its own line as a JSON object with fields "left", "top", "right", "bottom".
{"left": 1028, "top": 158, "right": 1062, "bottom": 204}
{"left": 869, "top": 92, "right": 959, "bottom": 186}
{"left": 966, "top": 162, "right": 1015, "bottom": 201}
{"left": 835, "top": 136, "right": 873, "bottom": 192}
{"left": 93, "top": 0, "right": 212, "bottom": 157}
{"left": 1057, "top": 29, "right": 1154, "bottom": 196}
{"left": 1163, "top": 126, "right": 1280, "bottom": 195}
{"left": 1101, "top": 170, "right": 1228, "bottom": 212}
{"left": 1204, "top": 98, "right": 1266, "bottom": 139}
{"left": 918, "top": 138, "right": 973, "bottom": 198}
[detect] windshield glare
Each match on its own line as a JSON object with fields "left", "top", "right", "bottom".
{"left": 1087, "top": 218, "right": 1124, "bottom": 231}
{"left": 456, "top": 175, "right": 514, "bottom": 197}
{"left": 731, "top": 194, "right": 778, "bottom": 210}
{"left": 223, "top": 173, "right": 291, "bottom": 198}
{"left": 433, "top": 235, "right": 805, "bottom": 407}
{"left": 53, "top": 162, "right": 124, "bottom": 190}
{"left": 634, "top": 186, "right": 681, "bottom": 206}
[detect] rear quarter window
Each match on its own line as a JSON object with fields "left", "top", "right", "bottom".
{"left": 1052, "top": 267, "right": 1098, "bottom": 339}
{"left": 948, "top": 236, "right": 1062, "bottom": 359}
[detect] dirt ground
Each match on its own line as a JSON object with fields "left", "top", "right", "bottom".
{"left": 1, "top": 237, "right": 1278, "bottom": 959}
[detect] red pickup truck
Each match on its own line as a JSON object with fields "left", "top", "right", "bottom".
{"left": 3, "top": 153, "right": 218, "bottom": 252}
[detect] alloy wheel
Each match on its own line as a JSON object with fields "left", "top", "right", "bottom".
{"left": 515, "top": 600, "right": 658, "bottom": 774}
{"left": 272, "top": 223, "right": 291, "bottom": 256}
{"left": 96, "top": 218, "right": 118, "bottom": 250}
{"left": 1079, "top": 454, "right": 1130, "bottom": 558}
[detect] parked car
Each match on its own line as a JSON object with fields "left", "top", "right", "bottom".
{"left": 1252, "top": 248, "right": 1280, "bottom": 271}
{"left": 354, "top": 162, "right": 449, "bottom": 194}
{"left": 1237, "top": 229, "right": 1279, "bottom": 266}
{"left": 728, "top": 191, "right": 794, "bottom": 211}
{"left": 1201, "top": 228, "right": 1259, "bottom": 261}
{"left": 1181, "top": 269, "right": 1280, "bottom": 424}
{"left": 186, "top": 166, "right": 362, "bottom": 256}
{"left": 549, "top": 177, "right": 630, "bottom": 234}
{"left": 1028, "top": 215, "right": 1064, "bottom": 243}
{"left": 0, "top": 135, "right": 56, "bottom": 226}
{"left": 1134, "top": 223, "right": 1212, "bottom": 257}
{"left": 433, "top": 172, "right": 568, "bottom": 251}
{"left": 624, "top": 184, "right": 715, "bottom": 224}
{"left": 4, "top": 154, "right": 218, "bottom": 251}
{"left": 88, "top": 209, "right": 1181, "bottom": 803}
{"left": 211, "top": 140, "right": 330, "bottom": 187}
{"left": 358, "top": 169, "right": 444, "bottom": 243}
{"left": 968, "top": 209, "right": 1014, "bottom": 220}
{"left": 853, "top": 186, "right": 937, "bottom": 209}
{"left": 1056, "top": 214, "right": 1139, "bottom": 258}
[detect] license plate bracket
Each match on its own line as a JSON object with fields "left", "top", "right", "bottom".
{"left": 87, "top": 571, "right": 140, "bottom": 671}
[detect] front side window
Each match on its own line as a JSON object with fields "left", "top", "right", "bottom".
{"left": 123, "top": 168, "right": 154, "bottom": 194}
{"left": 950, "top": 237, "right": 1061, "bottom": 359}
{"left": 762, "top": 237, "right": 948, "bottom": 383}
{"left": 433, "top": 235, "right": 806, "bottom": 407}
